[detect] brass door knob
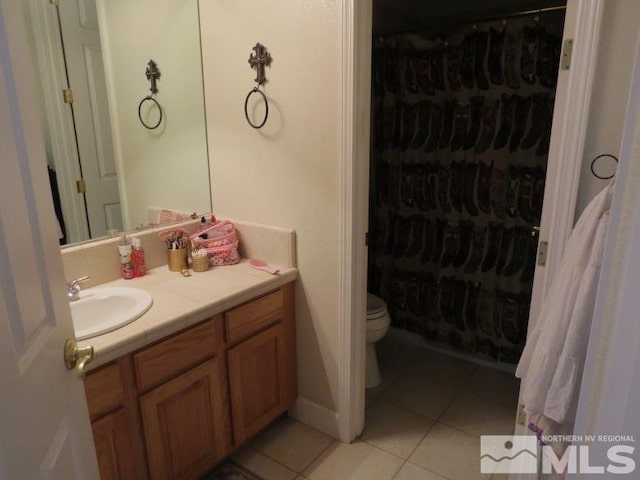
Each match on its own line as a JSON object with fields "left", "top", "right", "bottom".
{"left": 64, "top": 338, "right": 94, "bottom": 378}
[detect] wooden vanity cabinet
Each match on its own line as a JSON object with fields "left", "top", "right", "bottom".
{"left": 226, "top": 283, "right": 297, "bottom": 445}
{"left": 135, "top": 315, "right": 232, "bottom": 480}
{"left": 83, "top": 282, "right": 296, "bottom": 480}
{"left": 83, "top": 358, "right": 148, "bottom": 480}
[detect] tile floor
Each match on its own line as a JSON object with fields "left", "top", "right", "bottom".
{"left": 233, "top": 335, "right": 521, "bottom": 480}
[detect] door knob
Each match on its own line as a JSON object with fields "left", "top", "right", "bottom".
{"left": 64, "top": 338, "right": 94, "bottom": 378}
{"left": 531, "top": 225, "right": 541, "bottom": 237}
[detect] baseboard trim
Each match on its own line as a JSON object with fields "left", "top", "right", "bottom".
{"left": 288, "top": 396, "right": 340, "bottom": 440}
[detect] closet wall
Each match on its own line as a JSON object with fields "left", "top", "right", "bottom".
{"left": 368, "top": 10, "right": 565, "bottom": 364}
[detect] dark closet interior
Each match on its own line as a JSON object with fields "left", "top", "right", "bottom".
{"left": 367, "top": 5, "right": 566, "bottom": 365}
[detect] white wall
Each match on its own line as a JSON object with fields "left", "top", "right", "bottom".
{"left": 99, "top": 0, "right": 211, "bottom": 229}
{"left": 199, "top": 0, "right": 343, "bottom": 425}
{"left": 575, "top": 0, "right": 640, "bottom": 216}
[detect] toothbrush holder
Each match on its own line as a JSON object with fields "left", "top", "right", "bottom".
{"left": 167, "top": 247, "right": 188, "bottom": 272}
{"left": 192, "top": 255, "right": 210, "bottom": 272}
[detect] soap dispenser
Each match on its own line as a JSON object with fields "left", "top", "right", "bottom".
{"left": 132, "top": 237, "right": 146, "bottom": 277}
{"left": 118, "top": 235, "right": 135, "bottom": 279}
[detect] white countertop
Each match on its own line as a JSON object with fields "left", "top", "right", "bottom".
{"left": 80, "top": 259, "right": 298, "bottom": 371}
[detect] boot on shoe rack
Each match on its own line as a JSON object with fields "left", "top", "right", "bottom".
{"left": 464, "top": 224, "right": 487, "bottom": 274}
{"left": 449, "top": 160, "right": 465, "bottom": 212}
{"left": 464, "top": 96, "right": 485, "bottom": 151}
{"left": 406, "top": 215, "right": 426, "bottom": 258}
{"left": 477, "top": 287, "right": 496, "bottom": 337}
{"left": 503, "top": 226, "right": 530, "bottom": 277}
{"left": 481, "top": 221, "right": 503, "bottom": 273}
{"left": 488, "top": 27, "right": 506, "bottom": 86}
{"left": 462, "top": 161, "right": 479, "bottom": 216}
{"left": 490, "top": 166, "right": 507, "bottom": 219}
{"left": 475, "top": 99, "right": 500, "bottom": 154}
{"left": 474, "top": 30, "right": 490, "bottom": 91}
{"left": 493, "top": 93, "right": 516, "bottom": 150}
{"left": 438, "top": 163, "right": 452, "bottom": 213}
{"left": 477, "top": 159, "right": 493, "bottom": 215}
{"left": 460, "top": 31, "right": 477, "bottom": 90}
{"left": 411, "top": 101, "right": 432, "bottom": 149}
{"left": 504, "top": 30, "right": 521, "bottom": 90}
{"left": 505, "top": 164, "right": 521, "bottom": 218}
{"left": 425, "top": 103, "right": 443, "bottom": 153}
{"left": 440, "top": 222, "right": 460, "bottom": 268}
{"left": 438, "top": 99, "right": 457, "bottom": 151}
{"left": 465, "top": 280, "right": 482, "bottom": 330}
{"left": 393, "top": 213, "right": 413, "bottom": 257}
{"left": 416, "top": 52, "right": 435, "bottom": 95}
{"left": 429, "top": 217, "right": 447, "bottom": 264}
{"left": 495, "top": 226, "right": 514, "bottom": 275}
{"left": 446, "top": 44, "right": 463, "bottom": 92}
{"left": 450, "top": 103, "right": 470, "bottom": 152}
{"left": 452, "top": 278, "right": 468, "bottom": 332}
{"left": 453, "top": 220, "right": 474, "bottom": 268}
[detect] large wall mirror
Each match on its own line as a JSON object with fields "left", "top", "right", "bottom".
{"left": 24, "top": 0, "right": 211, "bottom": 246}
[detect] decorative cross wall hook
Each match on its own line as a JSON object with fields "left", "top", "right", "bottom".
{"left": 248, "top": 43, "right": 272, "bottom": 86}
{"left": 145, "top": 60, "right": 161, "bottom": 95}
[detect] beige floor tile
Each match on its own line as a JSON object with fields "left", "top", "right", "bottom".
{"left": 248, "top": 417, "right": 334, "bottom": 473}
{"left": 365, "top": 365, "right": 403, "bottom": 408}
{"left": 409, "top": 423, "right": 481, "bottom": 480}
{"left": 360, "top": 401, "right": 434, "bottom": 459}
{"left": 409, "top": 350, "right": 477, "bottom": 389}
{"left": 463, "top": 366, "right": 520, "bottom": 406}
{"left": 303, "top": 440, "right": 403, "bottom": 480}
{"left": 393, "top": 462, "right": 448, "bottom": 480}
{"left": 232, "top": 447, "right": 298, "bottom": 480}
{"left": 380, "top": 368, "right": 457, "bottom": 420}
{"left": 440, "top": 392, "right": 516, "bottom": 437}
{"left": 376, "top": 335, "right": 427, "bottom": 373}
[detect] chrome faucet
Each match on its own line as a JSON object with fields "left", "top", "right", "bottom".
{"left": 67, "top": 276, "right": 90, "bottom": 302}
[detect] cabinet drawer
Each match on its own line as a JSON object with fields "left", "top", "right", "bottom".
{"left": 84, "top": 362, "right": 125, "bottom": 420}
{"left": 134, "top": 315, "right": 224, "bottom": 392}
{"left": 226, "top": 289, "right": 283, "bottom": 345}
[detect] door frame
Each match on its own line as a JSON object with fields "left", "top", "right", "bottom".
{"left": 337, "top": 0, "right": 604, "bottom": 443}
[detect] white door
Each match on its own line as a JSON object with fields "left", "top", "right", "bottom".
{"left": 511, "top": 0, "right": 604, "bottom": 450}
{"left": 57, "top": 0, "right": 122, "bottom": 238}
{"left": 0, "top": 1, "right": 99, "bottom": 478}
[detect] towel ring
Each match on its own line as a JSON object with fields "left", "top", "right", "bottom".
{"left": 138, "top": 95, "right": 163, "bottom": 130}
{"left": 244, "top": 87, "right": 269, "bottom": 129}
{"left": 590, "top": 154, "right": 618, "bottom": 180}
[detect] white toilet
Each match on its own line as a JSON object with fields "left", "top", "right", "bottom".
{"left": 366, "top": 293, "right": 391, "bottom": 389}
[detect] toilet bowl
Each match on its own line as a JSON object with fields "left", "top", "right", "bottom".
{"left": 366, "top": 293, "right": 391, "bottom": 389}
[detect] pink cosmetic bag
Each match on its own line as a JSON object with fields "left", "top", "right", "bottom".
{"left": 190, "top": 220, "right": 240, "bottom": 266}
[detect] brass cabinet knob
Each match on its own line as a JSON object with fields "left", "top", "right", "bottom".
{"left": 64, "top": 338, "right": 94, "bottom": 378}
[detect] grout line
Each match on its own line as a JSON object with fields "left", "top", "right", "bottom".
{"left": 294, "top": 439, "right": 338, "bottom": 476}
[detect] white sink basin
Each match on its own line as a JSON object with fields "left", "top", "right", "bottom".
{"left": 71, "top": 286, "right": 153, "bottom": 340}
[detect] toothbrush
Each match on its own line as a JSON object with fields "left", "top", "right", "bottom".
{"left": 249, "top": 259, "right": 280, "bottom": 275}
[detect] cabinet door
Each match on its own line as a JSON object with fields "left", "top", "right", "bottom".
{"left": 140, "top": 358, "right": 231, "bottom": 480}
{"left": 91, "top": 409, "right": 138, "bottom": 480}
{"left": 227, "top": 322, "right": 294, "bottom": 445}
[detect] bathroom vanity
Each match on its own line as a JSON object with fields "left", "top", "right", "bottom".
{"left": 60, "top": 218, "right": 298, "bottom": 479}
{"left": 79, "top": 266, "right": 297, "bottom": 480}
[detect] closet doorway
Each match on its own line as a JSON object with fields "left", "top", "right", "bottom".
{"left": 368, "top": 4, "right": 566, "bottom": 369}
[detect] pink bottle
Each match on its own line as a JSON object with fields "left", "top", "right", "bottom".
{"left": 132, "top": 237, "right": 146, "bottom": 277}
